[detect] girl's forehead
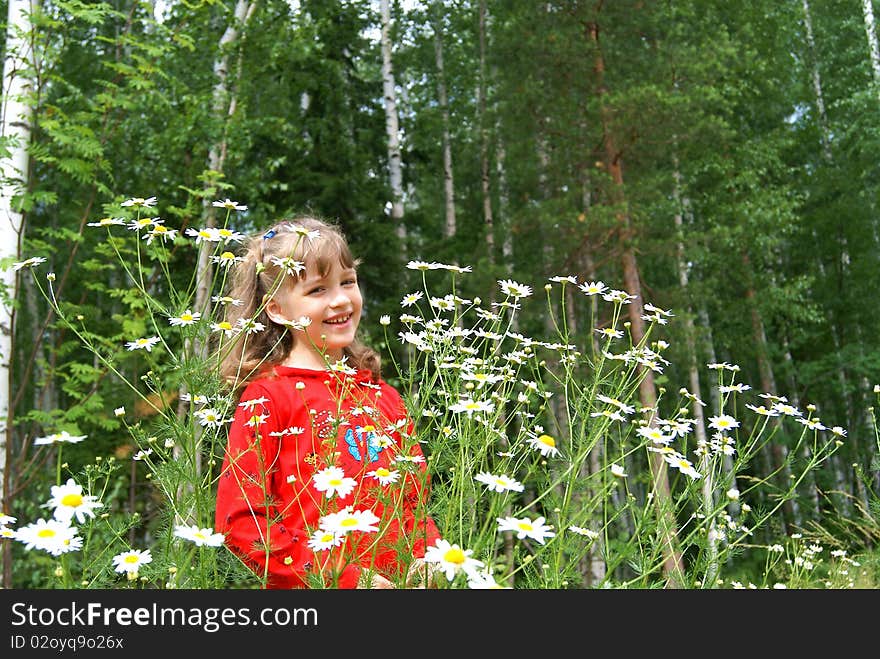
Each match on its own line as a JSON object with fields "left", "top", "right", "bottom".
{"left": 299, "top": 258, "right": 355, "bottom": 279}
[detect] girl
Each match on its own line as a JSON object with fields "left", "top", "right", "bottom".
{"left": 214, "top": 216, "right": 440, "bottom": 589}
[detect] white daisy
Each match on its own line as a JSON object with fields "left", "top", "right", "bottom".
{"left": 34, "top": 430, "right": 87, "bottom": 446}
{"left": 423, "top": 538, "right": 485, "bottom": 581}
{"left": 467, "top": 569, "right": 510, "bottom": 589}
{"left": 12, "top": 256, "right": 47, "bottom": 271}
{"left": 14, "top": 519, "right": 82, "bottom": 556}
{"left": 43, "top": 478, "right": 103, "bottom": 524}
{"left": 366, "top": 467, "right": 401, "bottom": 486}
{"left": 496, "top": 515, "right": 556, "bottom": 545}
{"left": 212, "top": 199, "right": 247, "bottom": 211}
{"left": 525, "top": 433, "right": 560, "bottom": 457}
{"left": 449, "top": 397, "right": 495, "bottom": 416}
{"left": 112, "top": 548, "right": 153, "bottom": 574}
{"left": 125, "top": 336, "right": 161, "bottom": 352}
{"left": 173, "top": 524, "right": 224, "bottom": 547}
{"left": 211, "top": 251, "right": 244, "bottom": 268}
{"left": 474, "top": 472, "right": 524, "bottom": 493}
{"left": 121, "top": 196, "right": 157, "bottom": 207}
{"left": 568, "top": 525, "right": 600, "bottom": 540}
{"left": 400, "top": 291, "right": 424, "bottom": 307}
{"left": 312, "top": 466, "right": 357, "bottom": 499}
{"left": 307, "top": 528, "right": 344, "bottom": 552}
{"left": 319, "top": 507, "right": 380, "bottom": 535}
{"left": 497, "top": 279, "right": 533, "bottom": 298}
{"left": 168, "top": 310, "right": 201, "bottom": 327}
{"left": 578, "top": 280, "right": 607, "bottom": 296}
{"left": 708, "top": 414, "right": 740, "bottom": 432}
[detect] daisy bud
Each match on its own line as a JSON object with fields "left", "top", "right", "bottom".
{"left": 114, "top": 407, "right": 125, "bottom": 417}
{"left": 47, "top": 272, "right": 56, "bottom": 281}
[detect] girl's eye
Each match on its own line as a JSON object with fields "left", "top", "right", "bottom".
{"left": 343, "top": 279, "right": 357, "bottom": 286}
{"left": 307, "top": 287, "right": 324, "bottom": 295}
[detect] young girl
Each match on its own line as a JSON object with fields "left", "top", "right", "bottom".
{"left": 214, "top": 216, "right": 440, "bottom": 589}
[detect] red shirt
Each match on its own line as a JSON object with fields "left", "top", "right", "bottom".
{"left": 215, "top": 364, "right": 440, "bottom": 588}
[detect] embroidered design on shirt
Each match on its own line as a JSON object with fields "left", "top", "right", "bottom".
{"left": 344, "top": 425, "right": 383, "bottom": 463}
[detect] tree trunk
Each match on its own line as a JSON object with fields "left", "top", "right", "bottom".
{"left": 179, "top": 0, "right": 256, "bottom": 488}
{"left": 863, "top": 0, "right": 880, "bottom": 95}
{"left": 380, "top": 0, "right": 406, "bottom": 243}
{"left": 0, "top": 0, "right": 36, "bottom": 589}
{"left": 431, "top": 6, "right": 456, "bottom": 240}
{"left": 589, "top": 15, "right": 684, "bottom": 588}
{"left": 802, "top": 0, "right": 833, "bottom": 160}
{"left": 478, "top": 0, "right": 494, "bottom": 260}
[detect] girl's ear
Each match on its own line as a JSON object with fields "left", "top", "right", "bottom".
{"left": 263, "top": 296, "right": 287, "bottom": 326}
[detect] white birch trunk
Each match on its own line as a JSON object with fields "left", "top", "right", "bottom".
{"left": 380, "top": 0, "right": 406, "bottom": 242}
{"left": 196, "top": 0, "right": 256, "bottom": 319}
{"left": 432, "top": 10, "right": 456, "bottom": 239}
{"left": 478, "top": 0, "right": 493, "bottom": 257}
{"left": 496, "top": 125, "right": 512, "bottom": 263}
{"left": 0, "top": 0, "right": 36, "bottom": 520}
{"left": 863, "top": 0, "right": 880, "bottom": 94}
{"left": 181, "top": 0, "right": 255, "bottom": 489}
{"left": 802, "top": 0, "right": 833, "bottom": 159}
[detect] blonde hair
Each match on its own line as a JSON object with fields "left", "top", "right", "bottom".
{"left": 219, "top": 215, "right": 380, "bottom": 389}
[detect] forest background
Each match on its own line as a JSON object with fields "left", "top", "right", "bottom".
{"left": 0, "top": 0, "right": 879, "bottom": 590}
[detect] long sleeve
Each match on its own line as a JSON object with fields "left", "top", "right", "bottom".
{"left": 215, "top": 381, "right": 360, "bottom": 588}
{"left": 215, "top": 368, "right": 440, "bottom": 588}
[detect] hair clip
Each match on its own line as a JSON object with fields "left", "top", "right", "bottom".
{"left": 262, "top": 229, "right": 277, "bottom": 240}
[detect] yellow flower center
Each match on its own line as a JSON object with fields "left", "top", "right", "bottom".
{"left": 443, "top": 547, "right": 466, "bottom": 565}
{"left": 329, "top": 478, "right": 343, "bottom": 486}
{"left": 538, "top": 434, "right": 556, "bottom": 448}
{"left": 220, "top": 251, "right": 235, "bottom": 260}
{"left": 375, "top": 468, "right": 390, "bottom": 477}
{"left": 37, "top": 528, "right": 57, "bottom": 538}
{"left": 60, "top": 494, "right": 83, "bottom": 507}
{"left": 181, "top": 313, "right": 193, "bottom": 321}
{"left": 124, "top": 555, "right": 139, "bottom": 564}
{"left": 517, "top": 522, "right": 534, "bottom": 532}
{"left": 340, "top": 518, "right": 358, "bottom": 528}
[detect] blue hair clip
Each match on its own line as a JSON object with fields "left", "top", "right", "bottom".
{"left": 262, "top": 229, "right": 277, "bottom": 240}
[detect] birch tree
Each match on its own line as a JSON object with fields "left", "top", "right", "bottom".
{"left": 0, "top": 0, "right": 36, "bottom": 540}
{"left": 430, "top": 3, "right": 456, "bottom": 239}
{"left": 380, "top": 0, "right": 406, "bottom": 243}
{"left": 863, "top": 0, "right": 880, "bottom": 96}
{"left": 0, "top": 0, "right": 42, "bottom": 591}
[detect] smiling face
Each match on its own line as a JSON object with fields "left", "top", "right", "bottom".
{"left": 264, "top": 259, "right": 363, "bottom": 369}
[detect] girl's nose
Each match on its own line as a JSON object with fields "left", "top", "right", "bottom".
{"left": 329, "top": 287, "right": 350, "bottom": 307}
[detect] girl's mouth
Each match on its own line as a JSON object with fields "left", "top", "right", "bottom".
{"left": 324, "top": 314, "right": 351, "bottom": 325}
